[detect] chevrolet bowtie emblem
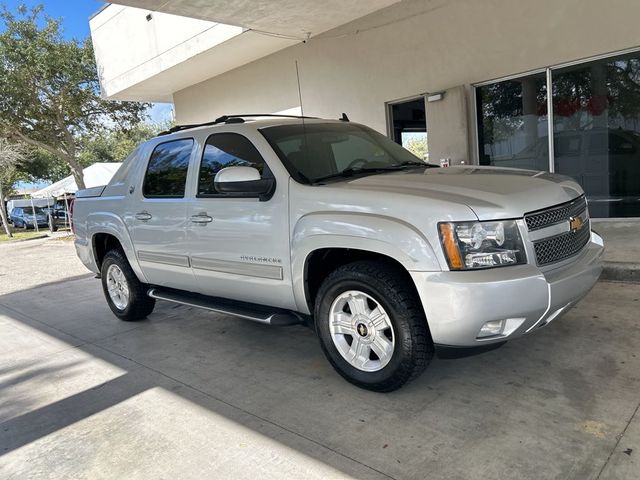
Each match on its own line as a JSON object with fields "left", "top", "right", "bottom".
{"left": 569, "top": 215, "right": 584, "bottom": 232}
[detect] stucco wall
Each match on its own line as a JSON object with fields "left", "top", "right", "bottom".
{"left": 173, "top": 0, "right": 640, "bottom": 163}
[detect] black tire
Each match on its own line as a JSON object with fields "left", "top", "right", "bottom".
{"left": 315, "top": 260, "right": 433, "bottom": 392}
{"left": 48, "top": 215, "right": 57, "bottom": 233}
{"left": 101, "top": 249, "right": 155, "bottom": 321}
{"left": 22, "top": 221, "right": 28, "bottom": 230}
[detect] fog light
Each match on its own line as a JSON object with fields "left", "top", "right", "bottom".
{"left": 478, "top": 319, "right": 505, "bottom": 338}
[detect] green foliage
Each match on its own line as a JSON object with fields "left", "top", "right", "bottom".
{"left": 0, "top": 138, "right": 26, "bottom": 193}
{"left": 405, "top": 136, "right": 428, "bottom": 161}
{"left": 0, "top": 137, "right": 27, "bottom": 237}
{"left": 0, "top": 5, "right": 150, "bottom": 188}
{"left": 16, "top": 122, "right": 164, "bottom": 183}
{"left": 77, "top": 123, "right": 162, "bottom": 167}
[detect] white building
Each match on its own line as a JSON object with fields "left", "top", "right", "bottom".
{"left": 90, "top": 0, "right": 640, "bottom": 218}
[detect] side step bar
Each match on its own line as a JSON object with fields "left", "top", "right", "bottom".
{"left": 147, "top": 288, "right": 302, "bottom": 326}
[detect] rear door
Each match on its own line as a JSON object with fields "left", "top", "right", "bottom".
{"left": 126, "top": 137, "right": 196, "bottom": 288}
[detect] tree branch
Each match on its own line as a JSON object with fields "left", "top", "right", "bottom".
{"left": 9, "top": 129, "right": 65, "bottom": 159}
{"left": 55, "top": 108, "right": 76, "bottom": 157}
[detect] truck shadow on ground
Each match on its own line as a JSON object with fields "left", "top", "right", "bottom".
{"left": 0, "top": 275, "right": 638, "bottom": 479}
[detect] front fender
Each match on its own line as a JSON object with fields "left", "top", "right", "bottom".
{"left": 86, "top": 211, "right": 148, "bottom": 283}
{"left": 291, "top": 212, "right": 441, "bottom": 313}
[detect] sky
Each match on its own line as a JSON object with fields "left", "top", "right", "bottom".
{"left": 2, "top": 0, "right": 104, "bottom": 39}
{"left": 3, "top": 1, "right": 174, "bottom": 189}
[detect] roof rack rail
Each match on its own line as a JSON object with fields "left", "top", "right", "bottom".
{"left": 158, "top": 114, "right": 319, "bottom": 136}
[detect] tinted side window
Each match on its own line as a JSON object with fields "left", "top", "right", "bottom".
{"left": 198, "top": 133, "right": 265, "bottom": 196}
{"left": 143, "top": 139, "right": 194, "bottom": 198}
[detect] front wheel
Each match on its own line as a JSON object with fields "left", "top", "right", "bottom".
{"left": 315, "top": 260, "right": 433, "bottom": 392}
{"left": 101, "top": 249, "right": 155, "bottom": 321}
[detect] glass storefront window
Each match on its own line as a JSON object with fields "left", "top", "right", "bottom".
{"left": 552, "top": 53, "right": 640, "bottom": 217}
{"left": 476, "top": 51, "right": 640, "bottom": 217}
{"left": 476, "top": 72, "right": 549, "bottom": 171}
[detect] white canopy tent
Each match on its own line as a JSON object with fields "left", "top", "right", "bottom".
{"left": 27, "top": 162, "right": 121, "bottom": 233}
{"left": 31, "top": 163, "right": 122, "bottom": 199}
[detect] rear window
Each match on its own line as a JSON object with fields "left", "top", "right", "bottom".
{"left": 143, "top": 139, "right": 194, "bottom": 198}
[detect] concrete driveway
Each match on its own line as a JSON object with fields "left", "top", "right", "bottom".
{"left": 0, "top": 237, "right": 638, "bottom": 479}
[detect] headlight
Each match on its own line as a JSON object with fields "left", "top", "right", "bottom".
{"left": 438, "top": 220, "right": 526, "bottom": 270}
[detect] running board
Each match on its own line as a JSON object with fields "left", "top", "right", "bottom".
{"left": 147, "top": 288, "right": 302, "bottom": 326}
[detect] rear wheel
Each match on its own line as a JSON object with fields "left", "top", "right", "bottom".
{"left": 101, "top": 249, "right": 155, "bottom": 321}
{"left": 315, "top": 260, "right": 433, "bottom": 392}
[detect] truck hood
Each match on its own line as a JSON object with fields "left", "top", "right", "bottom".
{"left": 332, "top": 166, "right": 583, "bottom": 220}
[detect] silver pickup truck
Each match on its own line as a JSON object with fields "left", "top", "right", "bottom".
{"left": 73, "top": 114, "right": 604, "bottom": 392}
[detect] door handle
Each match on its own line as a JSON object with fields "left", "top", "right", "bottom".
{"left": 135, "top": 211, "right": 152, "bottom": 221}
{"left": 191, "top": 212, "right": 213, "bottom": 224}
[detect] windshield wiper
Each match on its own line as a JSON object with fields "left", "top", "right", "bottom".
{"left": 391, "top": 160, "right": 439, "bottom": 168}
{"left": 312, "top": 166, "right": 400, "bottom": 184}
{"left": 312, "top": 161, "right": 438, "bottom": 184}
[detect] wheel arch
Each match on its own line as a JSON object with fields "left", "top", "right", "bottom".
{"left": 92, "top": 232, "right": 124, "bottom": 269}
{"left": 291, "top": 213, "right": 441, "bottom": 313}
{"left": 87, "top": 212, "right": 147, "bottom": 282}
{"left": 303, "top": 247, "right": 425, "bottom": 314}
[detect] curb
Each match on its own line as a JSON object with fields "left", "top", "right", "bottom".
{"left": 601, "top": 261, "right": 640, "bottom": 283}
{"left": 2, "top": 234, "right": 49, "bottom": 244}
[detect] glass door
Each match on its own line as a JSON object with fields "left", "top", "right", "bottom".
{"left": 388, "top": 97, "right": 428, "bottom": 161}
{"left": 552, "top": 53, "right": 640, "bottom": 217}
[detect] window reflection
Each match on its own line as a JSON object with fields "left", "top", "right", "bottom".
{"left": 553, "top": 54, "right": 640, "bottom": 217}
{"left": 476, "top": 51, "right": 640, "bottom": 217}
{"left": 143, "top": 139, "right": 193, "bottom": 198}
{"left": 476, "top": 73, "right": 549, "bottom": 171}
{"left": 198, "top": 133, "right": 266, "bottom": 196}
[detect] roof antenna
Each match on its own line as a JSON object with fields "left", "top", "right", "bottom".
{"left": 295, "top": 60, "right": 309, "bottom": 149}
{"left": 295, "top": 60, "right": 305, "bottom": 120}
{"left": 339, "top": 113, "right": 349, "bottom": 122}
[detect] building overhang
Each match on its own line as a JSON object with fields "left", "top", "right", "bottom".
{"left": 107, "top": 0, "right": 400, "bottom": 39}
{"left": 91, "top": 1, "right": 400, "bottom": 102}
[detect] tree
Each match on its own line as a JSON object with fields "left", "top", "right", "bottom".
{"left": 0, "top": 138, "right": 26, "bottom": 237}
{"left": 77, "top": 122, "right": 162, "bottom": 167}
{"left": 405, "top": 136, "right": 428, "bottom": 161}
{"left": 0, "top": 5, "right": 149, "bottom": 190}
{"left": 18, "top": 122, "right": 164, "bottom": 184}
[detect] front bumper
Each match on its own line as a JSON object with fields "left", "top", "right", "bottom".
{"left": 410, "top": 232, "right": 604, "bottom": 347}
{"left": 25, "top": 220, "right": 48, "bottom": 228}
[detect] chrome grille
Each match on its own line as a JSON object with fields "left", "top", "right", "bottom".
{"left": 525, "top": 195, "right": 587, "bottom": 231}
{"left": 533, "top": 222, "right": 591, "bottom": 266}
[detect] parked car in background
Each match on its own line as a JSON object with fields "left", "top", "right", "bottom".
{"left": 9, "top": 206, "right": 49, "bottom": 230}
{"left": 43, "top": 207, "right": 70, "bottom": 232}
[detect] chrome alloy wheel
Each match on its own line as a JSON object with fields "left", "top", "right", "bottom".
{"left": 329, "top": 290, "right": 395, "bottom": 372}
{"left": 106, "top": 264, "right": 130, "bottom": 310}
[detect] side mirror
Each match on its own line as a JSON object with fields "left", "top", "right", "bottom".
{"left": 214, "top": 166, "right": 275, "bottom": 199}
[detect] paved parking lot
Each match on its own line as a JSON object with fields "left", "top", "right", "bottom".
{"left": 0, "top": 237, "right": 638, "bottom": 479}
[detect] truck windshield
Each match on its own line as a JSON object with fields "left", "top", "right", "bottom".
{"left": 23, "top": 207, "right": 45, "bottom": 215}
{"left": 260, "top": 122, "right": 430, "bottom": 184}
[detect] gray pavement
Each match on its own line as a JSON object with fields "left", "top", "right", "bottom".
{"left": 0, "top": 237, "right": 639, "bottom": 479}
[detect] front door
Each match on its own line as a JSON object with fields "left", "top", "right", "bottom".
{"left": 185, "top": 131, "right": 294, "bottom": 309}
{"left": 127, "top": 137, "right": 195, "bottom": 288}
